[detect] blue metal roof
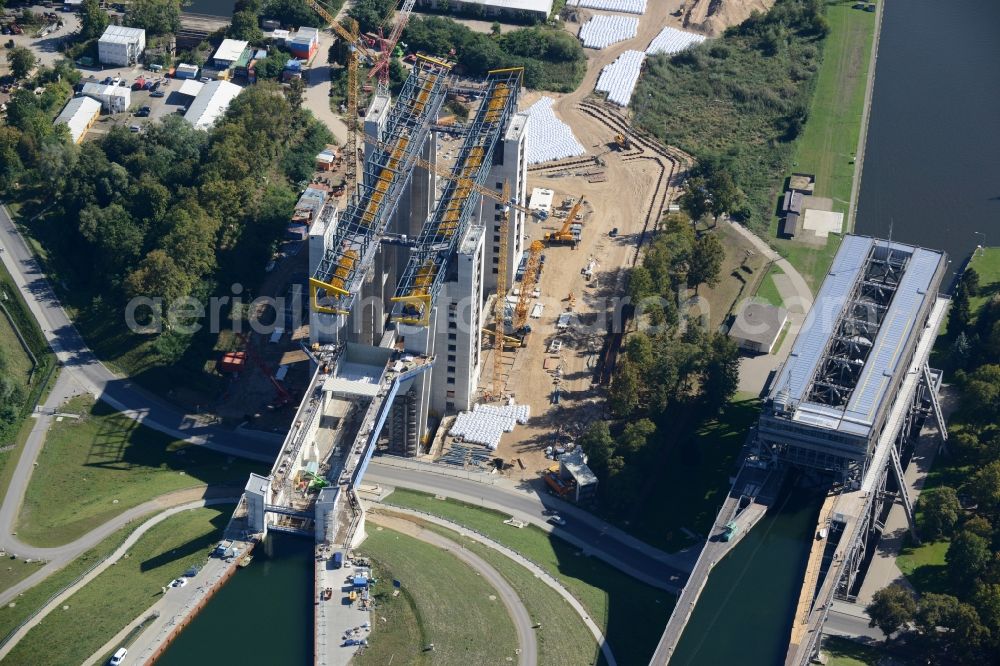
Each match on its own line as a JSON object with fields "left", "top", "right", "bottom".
{"left": 772, "top": 235, "right": 944, "bottom": 437}
{"left": 843, "top": 246, "right": 943, "bottom": 426}
{"left": 774, "top": 235, "right": 873, "bottom": 404}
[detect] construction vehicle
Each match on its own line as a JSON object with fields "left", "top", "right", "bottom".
{"left": 237, "top": 331, "right": 292, "bottom": 408}
{"left": 614, "top": 133, "right": 631, "bottom": 150}
{"left": 543, "top": 196, "right": 585, "bottom": 246}
{"left": 545, "top": 470, "right": 575, "bottom": 498}
{"left": 512, "top": 240, "right": 543, "bottom": 330}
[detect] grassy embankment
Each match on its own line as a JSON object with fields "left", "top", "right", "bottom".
{"left": 16, "top": 395, "right": 264, "bottom": 547}
{"left": 768, "top": 1, "right": 876, "bottom": 291}
{"left": 0, "top": 254, "right": 57, "bottom": 488}
{"left": 355, "top": 525, "right": 519, "bottom": 666}
{"left": 893, "top": 247, "right": 1000, "bottom": 593}
{"left": 391, "top": 515, "right": 602, "bottom": 666}
{"left": 382, "top": 488, "right": 675, "bottom": 665}
{"left": 5, "top": 505, "right": 231, "bottom": 666}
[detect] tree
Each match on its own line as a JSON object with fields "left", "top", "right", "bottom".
{"left": 124, "top": 249, "right": 193, "bottom": 307}
{"left": 349, "top": 0, "right": 396, "bottom": 35}
{"left": 865, "top": 584, "right": 915, "bottom": 641}
{"left": 263, "top": 0, "right": 325, "bottom": 29}
{"left": 579, "top": 422, "right": 615, "bottom": 477}
{"left": 968, "top": 460, "right": 1000, "bottom": 518}
{"left": 7, "top": 47, "right": 36, "bottom": 80}
{"left": 229, "top": 9, "right": 263, "bottom": 42}
{"left": 687, "top": 233, "right": 725, "bottom": 291}
{"left": 701, "top": 333, "right": 740, "bottom": 410}
{"left": 678, "top": 176, "right": 711, "bottom": 222}
{"left": 962, "top": 364, "right": 1000, "bottom": 426}
{"left": 946, "top": 530, "right": 992, "bottom": 587}
{"left": 125, "top": 0, "right": 182, "bottom": 36}
{"left": 618, "top": 418, "right": 655, "bottom": 455}
{"left": 608, "top": 361, "right": 641, "bottom": 418}
{"left": 79, "top": 0, "right": 109, "bottom": 40}
{"left": 624, "top": 333, "right": 654, "bottom": 371}
{"left": 918, "top": 486, "right": 962, "bottom": 539}
{"left": 916, "top": 593, "right": 990, "bottom": 656}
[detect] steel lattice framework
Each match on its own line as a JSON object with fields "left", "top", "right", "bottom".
{"left": 309, "top": 55, "right": 452, "bottom": 315}
{"left": 391, "top": 67, "right": 523, "bottom": 325}
{"left": 805, "top": 245, "right": 909, "bottom": 408}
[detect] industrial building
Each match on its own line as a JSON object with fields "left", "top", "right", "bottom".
{"left": 288, "top": 26, "right": 320, "bottom": 60}
{"left": 212, "top": 39, "right": 250, "bottom": 69}
{"left": 80, "top": 82, "right": 131, "bottom": 114}
{"left": 54, "top": 95, "right": 101, "bottom": 144}
{"left": 97, "top": 25, "right": 145, "bottom": 66}
{"left": 414, "top": 0, "right": 554, "bottom": 22}
{"left": 183, "top": 80, "right": 243, "bottom": 131}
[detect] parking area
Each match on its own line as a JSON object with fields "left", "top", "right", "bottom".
{"left": 74, "top": 67, "right": 192, "bottom": 138}
{"left": 1, "top": 5, "right": 82, "bottom": 70}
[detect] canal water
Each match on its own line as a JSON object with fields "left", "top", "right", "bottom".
{"left": 669, "top": 487, "right": 822, "bottom": 665}
{"left": 184, "top": 0, "right": 235, "bottom": 17}
{"left": 157, "top": 534, "right": 314, "bottom": 666}
{"left": 855, "top": 0, "right": 1000, "bottom": 275}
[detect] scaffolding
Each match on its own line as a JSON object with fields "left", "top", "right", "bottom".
{"left": 309, "top": 56, "right": 452, "bottom": 315}
{"left": 391, "top": 67, "right": 524, "bottom": 326}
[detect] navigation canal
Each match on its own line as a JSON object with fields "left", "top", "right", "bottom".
{"left": 855, "top": 0, "right": 1000, "bottom": 274}
{"left": 157, "top": 534, "right": 314, "bottom": 666}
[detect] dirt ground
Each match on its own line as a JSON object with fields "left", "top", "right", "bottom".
{"left": 680, "top": 0, "right": 777, "bottom": 36}
{"left": 475, "top": 0, "right": 777, "bottom": 480}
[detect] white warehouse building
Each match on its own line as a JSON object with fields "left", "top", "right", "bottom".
{"left": 97, "top": 26, "right": 146, "bottom": 67}
{"left": 80, "top": 82, "right": 131, "bottom": 114}
{"left": 54, "top": 96, "right": 102, "bottom": 144}
{"left": 183, "top": 80, "right": 243, "bottom": 131}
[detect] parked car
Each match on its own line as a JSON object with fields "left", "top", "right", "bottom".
{"left": 135, "top": 106, "right": 151, "bottom": 117}
{"left": 129, "top": 124, "right": 141, "bottom": 132}
{"left": 609, "top": 227, "right": 619, "bottom": 237}
{"left": 110, "top": 648, "right": 128, "bottom": 665}
{"left": 548, "top": 515, "right": 567, "bottom": 526}
{"left": 170, "top": 577, "right": 188, "bottom": 588}
{"left": 150, "top": 90, "right": 164, "bottom": 97}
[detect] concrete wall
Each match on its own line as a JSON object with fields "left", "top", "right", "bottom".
{"left": 480, "top": 113, "right": 529, "bottom": 295}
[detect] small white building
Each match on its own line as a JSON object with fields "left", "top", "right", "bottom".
{"left": 183, "top": 80, "right": 243, "bottom": 131}
{"left": 729, "top": 300, "right": 789, "bottom": 355}
{"left": 213, "top": 39, "right": 250, "bottom": 69}
{"left": 80, "top": 82, "right": 131, "bottom": 114}
{"left": 54, "top": 96, "right": 102, "bottom": 144}
{"left": 97, "top": 25, "right": 146, "bottom": 67}
{"left": 174, "top": 63, "right": 200, "bottom": 80}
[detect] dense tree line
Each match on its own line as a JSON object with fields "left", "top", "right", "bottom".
{"left": 3, "top": 79, "right": 330, "bottom": 352}
{"left": 864, "top": 268, "right": 1000, "bottom": 664}
{"left": 634, "top": 0, "right": 830, "bottom": 230}
{"left": 578, "top": 217, "right": 738, "bottom": 512}
{"left": 124, "top": 0, "right": 183, "bottom": 36}
{"left": 404, "top": 16, "right": 586, "bottom": 92}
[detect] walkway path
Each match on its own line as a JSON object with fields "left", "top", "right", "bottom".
{"left": 0, "top": 497, "right": 237, "bottom": 662}
{"left": 367, "top": 512, "right": 538, "bottom": 666}
{"left": 304, "top": 30, "right": 348, "bottom": 147}
{"left": 0, "top": 483, "right": 239, "bottom": 608}
{"left": 370, "top": 504, "right": 617, "bottom": 666}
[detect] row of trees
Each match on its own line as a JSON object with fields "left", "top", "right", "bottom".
{"left": 579, "top": 217, "right": 738, "bottom": 512}
{"left": 865, "top": 267, "right": 1000, "bottom": 664}
{"left": 403, "top": 16, "right": 586, "bottom": 92}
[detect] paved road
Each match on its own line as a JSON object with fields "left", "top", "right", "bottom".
{"left": 369, "top": 513, "right": 537, "bottom": 666}
{"left": 366, "top": 461, "right": 693, "bottom": 593}
{"left": 0, "top": 204, "right": 281, "bottom": 464}
{"left": 0, "top": 497, "right": 237, "bottom": 662}
{"left": 371, "top": 504, "right": 616, "bottom": 666}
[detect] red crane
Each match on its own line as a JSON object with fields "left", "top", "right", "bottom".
{"left": 368, "top": 0, "right": 417, "bottom": 94}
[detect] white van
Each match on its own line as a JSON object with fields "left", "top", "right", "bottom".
{"left": 110, "top": 647, "right": 127, "bottom": 665}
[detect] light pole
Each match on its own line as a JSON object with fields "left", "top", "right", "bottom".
{"left": 974, "top": 231, "right": 986, "bottom": 257}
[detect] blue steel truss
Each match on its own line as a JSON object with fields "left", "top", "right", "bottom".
{"left": 390, "top": 67, "right": 523, "bottom": 325}
{"left": 309, "top": 56, "right": 452, "bottom": 315}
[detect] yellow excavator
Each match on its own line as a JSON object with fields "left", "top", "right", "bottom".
{"left": 543, "top": 196, "right": 585, "bottom": 247}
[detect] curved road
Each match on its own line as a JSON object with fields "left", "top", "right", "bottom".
{"left": 369, "top": 513, "right": 537, "bottom": 666}
{"left": 372, "top": 504, "right": 617, "bottom": 666}
{"left": 366, "top": 461, "right": 692, "bottom": 592}
{"left": 0, "top": 497, "right": 237, "bottom": 661}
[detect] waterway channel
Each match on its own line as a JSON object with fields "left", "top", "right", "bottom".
{"left": 855, "top": 0, "right": 1000, "bottom": 275}
{"left": 156, "top": 534, "right": 314, "bottom": 666}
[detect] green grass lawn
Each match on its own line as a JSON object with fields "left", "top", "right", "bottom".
{"left": 6, "top": 505, "right": 231, "bottom": 666}
{"left": 356, "top": 525, "right": 519, "bottom": 666}
{"left": 768, "top": 2, "right": 876, "bottom": 292}
{"left": 967, "top": 247, "right": 1000, "bottom": 316}
{"left": 896, "top": 538, "right": 950, "bottom": 596}
{"left": 822, "top": 636, "right": 888, "bottom": 666}
{"left": 754, "top": 264, "right": 786, "bottom": 307}
{"left": 0, "top": 557, "right": 45, "bottom": 595}
{"left": 16, "top": 396, "right": 265, "bottom": 547}
{"left": 414, "top": 518, "right": 603, "bottom": 666}
{"left": 382, "top": 489, "right": 674, "bottom": 666}
{"left": 0, "top": 521, "right": 137, "bottom": 642}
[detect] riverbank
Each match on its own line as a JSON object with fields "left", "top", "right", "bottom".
{"left": 766, "top": 1, "right": 881, "bottom": 293}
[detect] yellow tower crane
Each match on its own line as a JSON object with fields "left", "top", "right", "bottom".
{"left": 513, "top": 240, "right": 544, "bottom": 331}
